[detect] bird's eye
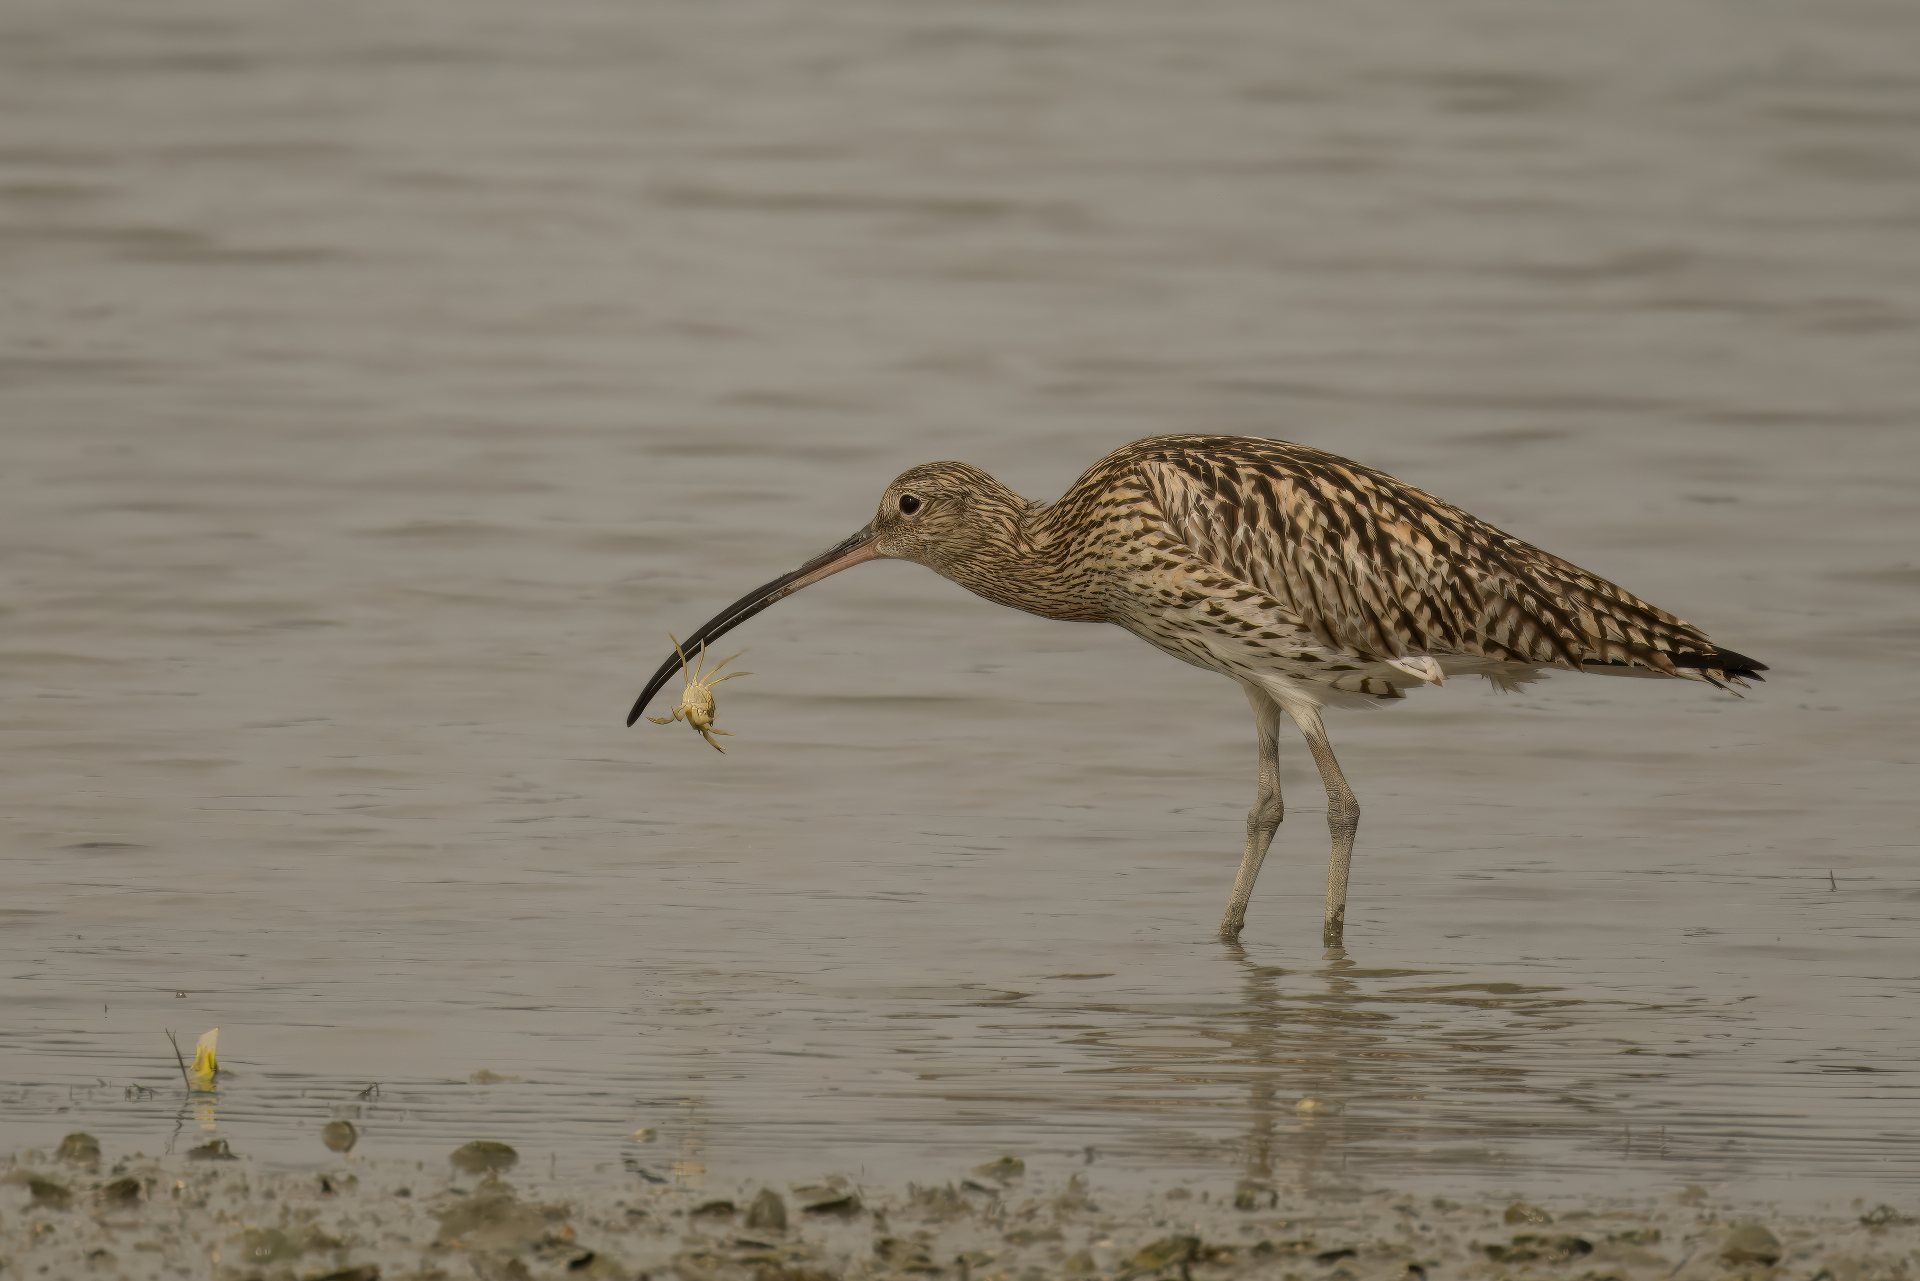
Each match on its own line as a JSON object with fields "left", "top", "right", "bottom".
{"left": 898, "top": 494, "right": 922, "bottom": 515}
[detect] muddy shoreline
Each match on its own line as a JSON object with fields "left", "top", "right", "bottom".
{"left": 5, "top": 1136, "right": 1915, "bottom": 1280}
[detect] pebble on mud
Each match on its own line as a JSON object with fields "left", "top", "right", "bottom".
{"left": 96, "top": 1176, "right": 144, "bottom": 1205}
{"left": 1721, "top": 1223, "right": 1783, "bottom": 1266}
{"left": 798, "top": 1188, "right": 862, "bottom": 1218}
{"left": 55, "top": 1133, "right": 101, "bottom": 1168}
{"left": 1503, "top": 1201, "right": 1552, "bottom": 1225}
{"left": 972, "top": 1155, "right": 1025, "bottom": 1183}
{"left": 2, "top": 1173, "right": 73, "bottom": 1210}
{"left": 322, "top": 1120, "right": 358, "bottom": 1154}
{"left": 450, "top": 1139, "right": 520, "bottom": 1175}
{"left": 746, "top": 1187, "right": 788, "bottom": 1232}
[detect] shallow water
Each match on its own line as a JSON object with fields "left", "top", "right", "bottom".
{"left": 3, "top": 0, "right": 1919, "bottom": 1210}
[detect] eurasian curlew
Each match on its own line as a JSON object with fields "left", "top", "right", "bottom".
{"left": 626, "top": 435, "right": 1764, "bottom": 946}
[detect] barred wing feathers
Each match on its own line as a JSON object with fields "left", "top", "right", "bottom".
{"left": 1121, "top": 436, "right": 1763, "bottom": 688}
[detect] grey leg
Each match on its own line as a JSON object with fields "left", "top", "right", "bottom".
{"left": 1290, "top": 703, "right": 1359, "bottom": 946}
{"left": 1219, "top": 685, "right": 1285, "bottom": 940}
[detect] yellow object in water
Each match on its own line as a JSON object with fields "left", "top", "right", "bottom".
{"left": 189, "top": 1028, "right": 219, "bottom": 1092}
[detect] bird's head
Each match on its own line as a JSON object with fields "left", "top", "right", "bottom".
{"left": 870, "top": 460, "right": 1027, "bottom": 569}
{"left": 625, "top": 460, "right": 1029, "bottom": 727}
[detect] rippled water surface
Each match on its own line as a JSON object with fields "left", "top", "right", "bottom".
{"left": 4, "top": 0, "right": 1918, "bottom": 1208}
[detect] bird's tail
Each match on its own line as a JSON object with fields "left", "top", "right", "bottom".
{"left": 1496, "top": 542, "right": 1767, "bottom": 692}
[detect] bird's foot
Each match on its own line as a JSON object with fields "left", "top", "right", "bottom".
{"left": 1321, "top": 908, "right": 1346, "bottom": 949}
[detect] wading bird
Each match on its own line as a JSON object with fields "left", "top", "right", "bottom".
{"left": 626, "top": 435, "right": 1763, "bottom": 945}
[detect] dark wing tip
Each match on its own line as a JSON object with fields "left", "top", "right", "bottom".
{"left": 1672, "top": 646, "right": 1767, "bottom": 682}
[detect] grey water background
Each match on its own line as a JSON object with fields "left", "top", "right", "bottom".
{"left": 3, "top": 0, "right": 1918, "bottom": 1208}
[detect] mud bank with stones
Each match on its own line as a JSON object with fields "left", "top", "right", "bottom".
{"left": 3, "top": 1135, "right": 1916, "bottom": 1280}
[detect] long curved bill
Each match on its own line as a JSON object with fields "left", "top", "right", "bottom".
{"left": 625, "top": 524, "right": 882, "bottom": 727}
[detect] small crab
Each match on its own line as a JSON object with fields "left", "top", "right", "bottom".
{"left": 646, "top": 634, "right": 751, "bottom": 752}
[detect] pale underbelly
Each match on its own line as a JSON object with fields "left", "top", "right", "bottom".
{"left": 1113, "top": 610, "right": 1545, "bottom": 710}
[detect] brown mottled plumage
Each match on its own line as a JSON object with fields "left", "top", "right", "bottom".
{"left": 628, "top": 434, "right": 1763, "bottom": 945}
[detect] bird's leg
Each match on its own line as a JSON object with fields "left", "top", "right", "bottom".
{"left": 1220, "top": 686, "right": 1285, "bottom": 941}
{"left": 1290, "top": 704, "right": 1359, "bottom": 947}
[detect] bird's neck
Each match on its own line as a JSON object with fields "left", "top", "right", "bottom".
{"left": 936, "top": 496, "right": 1108, "bottom": 623}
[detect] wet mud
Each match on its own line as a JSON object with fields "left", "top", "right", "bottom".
{"left": 5, "top": 1137, "right": 1917, "bottom": 1280}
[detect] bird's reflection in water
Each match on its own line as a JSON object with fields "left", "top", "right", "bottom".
{"left": 670, "top": 1092, "right": 709, "bottom": 1189}
{"left": 1066, "top": 941, "right": 1685, "bottom": 1199}
{"left": 1224, "top": 942, "right": 1382, "bottom": 1198}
